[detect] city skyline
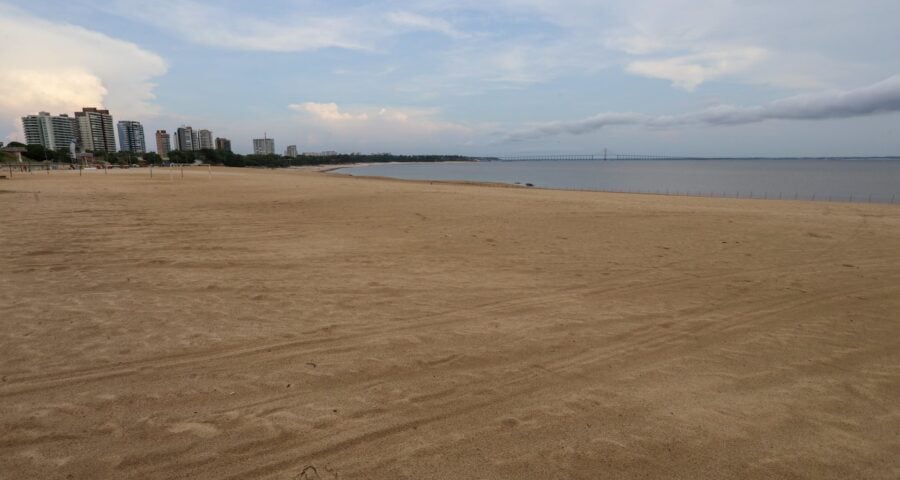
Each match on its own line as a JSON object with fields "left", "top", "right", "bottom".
{"left": 18, "top": 107, "right": 250, "bottom": 158}
{"left": 2, "top": 1, "right": 900, "bottom": 156}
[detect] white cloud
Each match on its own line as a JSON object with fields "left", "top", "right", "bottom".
{"left": 386, "top": 11, "right": 468, "bottom": 39}
{"left": 0, "top": 4, "right": 167, "bottom": 141}
{"left": 597, "top": 0, "right": 900, "bottom": 90}
{"left": 104, "top": 0, "right": 378, "bottom": 52}
{"left": 290, "top": 103, "right": 369, "bottom": 121}
{"left": 626, "top": 47, "right": 768, "bottom": 90}
{"left": 107, "top": 1, "right": 471, "bottom": 54}
{"left": 0, "top": 70, "right": 107, "bottom": 114}
{"left": 287, "top": 102, "right": 473, "bottom": 152}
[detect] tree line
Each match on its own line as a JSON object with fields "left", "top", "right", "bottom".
{"left": 3, "top": 142, "right": 473, "bottom": 167}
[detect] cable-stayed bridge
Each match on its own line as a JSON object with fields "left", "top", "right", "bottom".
{"left": 496, "top": 152, "right": 688, "bottom": 161}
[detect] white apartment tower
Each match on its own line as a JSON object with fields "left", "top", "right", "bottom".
{"left": 21, "top": 112, "right": 78, "bottom": 152}
{"left": 252, "top": 136, "right": 275, "bottom": 155}
{"left": 198, "top": 129, "right": 214, "bottom": 150}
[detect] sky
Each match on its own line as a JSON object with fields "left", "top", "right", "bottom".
{"left": 2, "top": 0, "right": 900, "bottom": 156}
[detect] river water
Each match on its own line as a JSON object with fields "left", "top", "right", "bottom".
{"left": 336, "top": 158, "right": 900, "bottom": 203}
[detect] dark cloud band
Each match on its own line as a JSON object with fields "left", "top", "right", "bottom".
{"left": 505, "top": 75, "right": 900, "bottom": 142}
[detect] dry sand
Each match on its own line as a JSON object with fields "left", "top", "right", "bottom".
{"left": 0, "top": 166, "right": 898, "bottom": 479}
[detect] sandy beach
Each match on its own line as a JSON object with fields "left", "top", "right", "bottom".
{"left": 1, "top": 166, "right": 898, "bottom": 479}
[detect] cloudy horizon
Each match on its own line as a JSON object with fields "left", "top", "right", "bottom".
{"left": 2, "top": 1, "right": 899, "bottom": 156}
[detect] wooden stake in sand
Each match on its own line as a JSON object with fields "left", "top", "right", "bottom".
{"left": 181, "top": 165, "right": 184, "bottom": 179}
{"left": 150, "top": 165, "right": 153, "bottom": 178}
{"left": 208, "top": 164, "right": 212, "bottom": 179}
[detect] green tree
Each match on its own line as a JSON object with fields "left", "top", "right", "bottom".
{"left": 143, "top": 152, "right": 162, "bottom": 165}
{"left": 167, "top": 150, "right": 188, "bottom": 164}
{"left": 24, "top": 144, "right": 51, "bottom": 161}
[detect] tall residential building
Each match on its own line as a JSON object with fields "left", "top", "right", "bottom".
{"left": 285, "top": 145, "right": 298, "bottom": 158}
{"left": 198, "top": 129, "right": 214, "bottom": 150}
{"left": 155, "top": 130, "right": 171, "bottom": 158}
{"left": 215, "top": 137, "right": 232, "bottom": 152}
{"left": 117, "top": 120, "right": 146, "bottom": 153}
{"left": 21, "top": 112, "right": 77, "bottom": 152}
{"left": 175, "top": 126, "right": 194, "bottom": 151}
{"left": 252, "top": 136, "right": 275, "bottom": 155}
{"left": 75, "top": 107, "right": 115, "bottom": 153}
{"left": 191, "top": 130, "right": 200, "bottom": 151}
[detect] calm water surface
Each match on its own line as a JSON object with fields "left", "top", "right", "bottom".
{"left": 337, "top": 159, "right": 900, "bottom": 203}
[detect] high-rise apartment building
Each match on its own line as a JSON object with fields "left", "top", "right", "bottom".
{"left": 252, "top": 137, "right": 275, "bottom": 155}
{"left": 155, "top": 130, "right": 171, "bottom": 158}
{"left": 215, "top": 137, "right": 232, "bottom": 152}
{"left": 75, "top": 107, "right": 115, "bottom": 153}
{"left": 21, "top": 112, "right": 78, "bottom": 152}
{"left": 198, "top": 129, "right": 213, "bottom": 150}
{"left": 175, "top": 126, "right": 194, "bottom": 151}
{"left": 285, "top": 145, "right": 298, "bottom": 158}
{"left": 117, "top": 120, "right": 146, "bottom": 153}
